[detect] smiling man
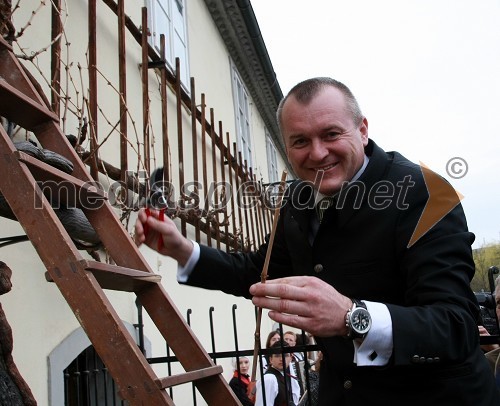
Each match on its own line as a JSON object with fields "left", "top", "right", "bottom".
{"left": 279, "top": 81, "right": 368, "bottom": 197}
{"left": 135, "top": 77, "right": 499, "bottom": 405}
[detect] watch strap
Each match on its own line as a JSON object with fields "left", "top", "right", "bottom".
{"left": 352, "top": 298, "right": 367, "bottom": 310}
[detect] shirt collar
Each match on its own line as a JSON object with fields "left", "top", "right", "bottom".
{"left": 315, "top": 154, "right": 370, "bottom": 204}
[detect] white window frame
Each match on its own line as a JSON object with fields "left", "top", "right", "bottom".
{"left": 231, "top": 66, "right": 253, "bottom": 169}
{"left": 266, "top": 130, "right": 279, "bottom": 184}
{"left": 147, "top": 0, "right": 190, "bottom": 90}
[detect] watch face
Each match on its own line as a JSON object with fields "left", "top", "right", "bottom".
{"left": 350, "top": 308, "right": 372, "bottom": 334}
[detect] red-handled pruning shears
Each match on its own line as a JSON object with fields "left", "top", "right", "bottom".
{"left": 143, "top": 207, "right": 165, "bottom": 250}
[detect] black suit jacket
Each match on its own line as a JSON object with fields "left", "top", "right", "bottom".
{"left": 185, "top": 140, "right": 499, "bottom": 405}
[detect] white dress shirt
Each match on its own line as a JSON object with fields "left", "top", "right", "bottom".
{"left": 254, "top": 369, "right": 301, "bottom": 406}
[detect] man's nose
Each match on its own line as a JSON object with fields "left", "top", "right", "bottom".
{"left": 309, "top": 139, "right": 329, "bottom": 161}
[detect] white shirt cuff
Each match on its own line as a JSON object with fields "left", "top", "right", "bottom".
{"left": 176, "top": 241, "right": 200, "bottom": 283}
{"left": 353, "top": 301, "right": 393, "bottom": 366}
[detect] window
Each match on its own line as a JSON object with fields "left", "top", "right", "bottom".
{"left": 48, "top": 323, "right": 148, "bottom": 405}
{"left": 266, "top": 130, "right": 279, "bottom": 183}
{"left": 64, "top": 346, "right": 126, "bottom": 405}
{"left": 147, "top": 0, "right": 190, "bottom": 89}
{"left": 232, "top": 67, "right": 253, "bottom": 169}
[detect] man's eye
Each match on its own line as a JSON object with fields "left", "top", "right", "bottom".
{"left": 291, "top": 139, "right": 307, "bottom": 147}
{"left": 326, "top": 132, "right": 341, "bottom": 139}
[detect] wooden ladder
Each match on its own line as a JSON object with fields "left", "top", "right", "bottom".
{"left": 0, "top": 36, "right": 240, "bottom": 405}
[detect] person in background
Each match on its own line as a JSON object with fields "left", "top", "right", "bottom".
{"left": 247, "top": 329, "right": 283, "bottom": 402}
{"left": 298, "top": 351, "right": 322, "bottom": 406}
{"left": 229, "top": 355, "right": 254, "bottom": 406}
{"left": 266, "top": 330, "right": 282, "bottom": 349}
{"left": 135, "top": 77, "right": 499, "bottom": 405}
{"left": 261, "top": 330, "right": 281, "bottom": 371}
{"left": 304, "top": 333, "right": 318, "bottom": 368}
{"left": 283, "top": 330, "right": 304, "bottom": 396}
{"left": 255, "top": 341, "right": 300, "bottom": 406}
{"left": 283, "top": 331, "right": 296, "bottom": 346}
{"left": 479, "top": 275, "right": 500, "bottom": 387}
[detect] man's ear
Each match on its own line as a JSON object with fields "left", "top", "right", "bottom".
{"left": 360, "top": 117, "right": 369, "bottom": 145}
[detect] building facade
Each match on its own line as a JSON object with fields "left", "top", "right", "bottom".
{"left": 0, "top": 1, "right": 291, "bottom": 404}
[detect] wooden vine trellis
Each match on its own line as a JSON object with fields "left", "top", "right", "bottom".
{"left": 0, "top": 0, "right": 281, "bottom": 254}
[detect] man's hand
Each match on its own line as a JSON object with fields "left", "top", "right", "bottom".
{"left": 134, "top": 208, "right": 193, "bottom": 266}
{"left": 249, "top": 276, "right": 352, "bottom": 337}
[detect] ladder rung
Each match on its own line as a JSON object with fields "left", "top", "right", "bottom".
{"left": 155, "top": 365, "right": 223, "bottom": 389}
{"left": 0, "top": 76, "right": 59, "bottom": 130}
{"left": 15, "top": 151, "right": 107, "bottom": 209}
{"left": 45, "top": 260, "right": 161, "bottom": 292}
{"left": 82, "top": 260, "right": 161, "bottom": 292}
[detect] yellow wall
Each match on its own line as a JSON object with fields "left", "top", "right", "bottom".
{"left": 2, "top": 1, "right": 283, "bottom": 404}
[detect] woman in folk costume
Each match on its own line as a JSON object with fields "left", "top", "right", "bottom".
{"left": 229, "top": 355, "right": 255, "bottom": 405}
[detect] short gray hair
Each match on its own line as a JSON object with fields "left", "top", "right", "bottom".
{"left": 276, "top": 77, "right": 363, "bottom": 132}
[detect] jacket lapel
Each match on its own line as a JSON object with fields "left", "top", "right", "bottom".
{"left": 337, "top": 140, "right": 391, "bottom": 229}
{"left": 284, "top": 180, "right": 316, "bottom": 238}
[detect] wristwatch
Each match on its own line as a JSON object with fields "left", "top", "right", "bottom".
{"left": 345, "top": 299, "right": 372, "bottom": 340}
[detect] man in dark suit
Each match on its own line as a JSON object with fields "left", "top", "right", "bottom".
{"left": 135, "top": 77, "right": 499, "bottom": 405}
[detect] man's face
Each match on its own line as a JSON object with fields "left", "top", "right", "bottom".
{"left": 281, "top": 86, "right": 369, "bottom": 196}
{"left": 284, "top": 333, "right": 296, "bottom": 347}
{"left": 269, "top": 353, "right": 291, "bottom": 371}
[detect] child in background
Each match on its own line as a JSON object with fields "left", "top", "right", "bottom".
{"left": 229, "top": 355, "right": 254, "bottom": 405}
{"left": 255, "top": 341, "right": 300, "bottom": 406}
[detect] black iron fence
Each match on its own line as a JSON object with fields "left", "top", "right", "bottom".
{"left": 63, "top": 301, "right": 320, "bottom": 406}
{"left": 139, "top": 302, "right": 320, "bottom": 406}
